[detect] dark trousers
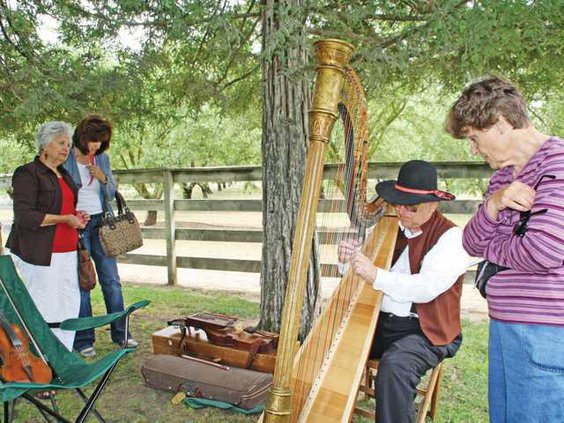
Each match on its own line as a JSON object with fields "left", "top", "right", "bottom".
{"left": 370, "top": 313, "right": 462, "bottom": 423}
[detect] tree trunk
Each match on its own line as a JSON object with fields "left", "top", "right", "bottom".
{"left": 144, "top": 210, "right": 158, "bottom": 226}
{"left": 181, "top": 182, "right": 212, "bottom": 199}
{"left": 258, "top": 0, "right": 321, "bottom": 338}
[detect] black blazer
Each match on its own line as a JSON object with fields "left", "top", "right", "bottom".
{"left": 7, "top": 157, "right": 78, "bottom": 266}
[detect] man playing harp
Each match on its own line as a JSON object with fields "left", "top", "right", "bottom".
{"left": 339, "top": 160, "right": 468, "bottom": 423}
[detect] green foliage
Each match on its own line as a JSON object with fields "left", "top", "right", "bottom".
{"left": 0, "top": 138, "right": 34, "bottom": 174}
{"left": 310, "top": 1, "right": 563, "bottom": 96}
{"left": 112, "top": 105, "right": 261, "bottom": 170}
{"left": 372, "top": 86, "right": 475, "bottom": 163}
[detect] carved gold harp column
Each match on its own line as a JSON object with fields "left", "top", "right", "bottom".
{"left": 263, "top": 39, "right": 356, "bottom": 423}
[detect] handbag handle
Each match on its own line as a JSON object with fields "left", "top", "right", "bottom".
{"left": 103, "top": 190, "right": 129, "bottom": 218}
{"left": 78, "top": 232, "right": 87, "bottom": 250}
{"left": 114, "top": 191, "right": 128, "bottom": 216}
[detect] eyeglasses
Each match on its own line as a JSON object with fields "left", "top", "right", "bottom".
{"left": 390, "top": 203, "right": 420, "bottom": 213}
{"left": 513, "top": 174, "right": 555, "bottom": 237}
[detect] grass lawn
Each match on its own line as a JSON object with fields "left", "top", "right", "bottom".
{"left": 12, "top": 284, "right": 489, "bottom": 422}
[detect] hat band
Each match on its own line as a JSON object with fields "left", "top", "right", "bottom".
{"left": 394, "top": 183, "right": 455, "bottom": 200}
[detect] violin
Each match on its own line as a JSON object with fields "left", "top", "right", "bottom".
{"left": 0, "top": 310, "right": 52, "bottom": 384}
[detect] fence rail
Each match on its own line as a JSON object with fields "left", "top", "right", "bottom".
{"left": 1, "top": 162, "right": 491, "bottom": 285}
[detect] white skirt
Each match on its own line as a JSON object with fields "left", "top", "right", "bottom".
{"left": 13, "top": 252, "right": 80, "bottom": 351}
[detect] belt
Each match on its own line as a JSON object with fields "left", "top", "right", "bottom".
{"left": 380, "top": 312, "right": 419, "bottom": 320}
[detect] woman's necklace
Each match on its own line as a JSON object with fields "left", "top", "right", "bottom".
{"left": 75, "top": 149, "right": 95, "bottom": 185}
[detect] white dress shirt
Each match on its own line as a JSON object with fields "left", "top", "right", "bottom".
{"left": 375, "top": 224, "right": 468, "bottom": 316}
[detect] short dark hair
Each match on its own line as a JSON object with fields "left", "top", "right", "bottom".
{"left": 446, "top": 76, "right": 530, "bottom": 139}
{"left": 73, "top": 114, "right": 112, "bottom": 155}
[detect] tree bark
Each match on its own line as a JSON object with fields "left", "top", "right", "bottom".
{"left": 181, "top": 182, "right": 212, "bottom": 199}
{"left": 144, "top": 210, "right": 158, "bottom": 226}
{"left": 258, "top": 0, "right": 321, "bottom": 338}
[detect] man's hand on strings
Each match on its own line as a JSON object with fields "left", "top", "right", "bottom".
{"left": 338, "top": 239, "right": 362, "bottom": 263}
{"left": 350, "top": 252, "right": 377, "bottom": 283}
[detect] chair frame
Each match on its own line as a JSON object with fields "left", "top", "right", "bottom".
{"left": 354, "top": 359, "right": 444, "bottom": 423}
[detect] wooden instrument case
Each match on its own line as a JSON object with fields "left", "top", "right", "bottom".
{"left": 151, "top": 326, "right": 277, "bottom": 373}
{"left": 141, "top": 354, "right": 272, "bottom": 410}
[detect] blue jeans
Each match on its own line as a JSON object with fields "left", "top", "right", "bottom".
{"left": 73, "top": 213, "right": 129, "bottom": 351}
{"left": 489, "top": 319, "right": 564, "bottom": 423}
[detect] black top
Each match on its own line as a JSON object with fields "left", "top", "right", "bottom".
{"left": 7, "top": 157, "right": 78, "bottom": 266}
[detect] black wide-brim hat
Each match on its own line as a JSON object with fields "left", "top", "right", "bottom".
{"left": 376, "top": 160, "right": 455, "bottom": 206}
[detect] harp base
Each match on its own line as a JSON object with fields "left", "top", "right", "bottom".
{"left": 263, "top": 387, "right": 292, "bottom": 422}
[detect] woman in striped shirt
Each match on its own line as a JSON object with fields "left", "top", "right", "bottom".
{"left": 447, "top": 77, "right": 564, "bottom": 423}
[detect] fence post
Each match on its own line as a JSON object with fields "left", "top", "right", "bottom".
{"left": 163, "top": 169, "right": 177, "bottom": 285}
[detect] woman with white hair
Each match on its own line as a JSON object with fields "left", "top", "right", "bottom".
{"left": 7, "top": 121, "right": 89, "bottom": 350}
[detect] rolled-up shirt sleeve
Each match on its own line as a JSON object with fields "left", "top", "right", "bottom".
{"left": 373, "top": 227, "right": 469, "bottom": 303}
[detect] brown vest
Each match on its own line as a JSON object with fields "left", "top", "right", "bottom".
{"left": 391, "top": 211, "right": 463, "bottom": 345}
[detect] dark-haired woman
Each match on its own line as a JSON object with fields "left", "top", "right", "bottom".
{"left": 64, "top": 114, "right": 137, "bottom": 358}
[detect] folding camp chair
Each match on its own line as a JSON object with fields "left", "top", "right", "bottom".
{"left": 0, "top": 255, "right": 149, "bottom": 422}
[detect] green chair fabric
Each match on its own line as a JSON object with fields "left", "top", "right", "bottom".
{"left": 0, "top": 255, "right": 149, "bottom": 420}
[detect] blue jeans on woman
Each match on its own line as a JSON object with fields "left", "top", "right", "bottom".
{"left": 73, "top": 213, "right": 129, "bottom": 351}
{"left": 488, "top": 319, "right": 564, "bottom": 422}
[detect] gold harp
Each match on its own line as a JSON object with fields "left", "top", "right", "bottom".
{"left": 262, "top": 40, "right": 398, "bottom": 422}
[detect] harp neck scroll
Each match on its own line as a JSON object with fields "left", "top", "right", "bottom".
{"left": 309, "top": 39, "right": 356, "bottom": 145}
{"left": 263, "top": 39, "right": 355, "bottom": 423}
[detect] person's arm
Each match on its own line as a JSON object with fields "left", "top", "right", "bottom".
{"left": 41, "top": 213, "right": 85, "bottom": 228}
{"left": 95, "top": 153, "right": 116, "bottom": 210}
{"left": 100, "top": 153, "right": 116, "bottom": 198}
{"left": 12, "top": 167, "right": 45, "bottom": 230}
{"left": 105, "top": 155, "right": 116, "bottom": 198}
{"left": 353, "top": 227, "right": 469, "bottom": 303}
{"left": 463, "top": 179, "right": 536, "bottom": 258}
{"left": 13, "top": 166, "right": 86, "bottom": 230}
{"left": 482, "top": 168, "right": 564, "bottom": 272}
{"left": 462, "top": 199, "right": 505, "bottom": 257}
{"left": 460, "top": 168, "right": 513, "bottom": 257}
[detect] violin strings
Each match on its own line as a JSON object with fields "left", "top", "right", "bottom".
{"left": 0, "top": 278, "right": 49, "bottom": 365}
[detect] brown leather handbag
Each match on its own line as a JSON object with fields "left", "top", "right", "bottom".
{"left": 98, "top": 191, "right": 143, "bottom": 257}
{"left": 78, "top": 235, "right": 96, "bottom": 291}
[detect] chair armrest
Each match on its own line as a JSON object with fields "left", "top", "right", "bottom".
{"left": 59, "top": 300, "right": 150, "bottom": 331}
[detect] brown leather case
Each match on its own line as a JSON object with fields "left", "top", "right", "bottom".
{"left": 141, "top": 354, "right": 272, "bottom": 410}
{"left": 151, "top": 326, "right": 277, "bottom": 373}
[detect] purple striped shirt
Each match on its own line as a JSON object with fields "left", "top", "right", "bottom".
{"left": 463, "top": 137, "right": 564, "bottom": 326}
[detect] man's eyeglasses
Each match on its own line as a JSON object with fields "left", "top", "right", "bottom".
{"left": 390, "top": 203, "right": 420, "bottom": 213}
{"left": 513, "top": 174, "right": 555, "bottom": 237}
